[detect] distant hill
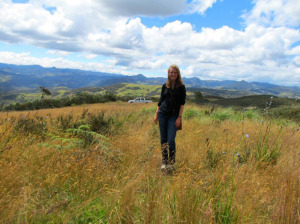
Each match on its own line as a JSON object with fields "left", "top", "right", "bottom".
{"left": 0, "top": 63, "right": 124, "bottom": 91}
{"left": 0, "top": 63, "right": 299, "bottom": 99}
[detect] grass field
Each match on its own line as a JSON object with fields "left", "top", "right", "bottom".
{"left": 0, "top": 102, "right": 299, "bottom": 223}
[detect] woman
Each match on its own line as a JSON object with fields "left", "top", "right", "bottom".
{"left": 154, "top": 64, "right": 186, "bottom": 170}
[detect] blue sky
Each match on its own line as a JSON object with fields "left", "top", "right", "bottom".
{"left": 141, "top": 0, "right": 253, "bottom": 30}
{"left": 0, "top": 0, "right": 299, "bottom": 86}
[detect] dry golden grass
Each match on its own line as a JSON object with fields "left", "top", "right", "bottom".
{"left": 0, "top": 102, "right": 139, "bottom": 119}
{"left": 0, "top": 102, "right": 299, "bottom": 223}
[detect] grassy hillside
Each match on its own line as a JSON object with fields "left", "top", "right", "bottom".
{"left": 100, "top": 83, "right": 162, "bottom": 99}
{"left": 0, "top": 102, "right": 299, "bottom": 223}
{"left": 0, "top": 83, "right": 274, "bottom": 106}
{"left": 0, "top": 84, "right": 160, "bottom": 106}
{"left": 0, "top": 87, "right": 71, "bottom": 106}
{"left": 2, "top": 83, "right": 299, "bottom": 105}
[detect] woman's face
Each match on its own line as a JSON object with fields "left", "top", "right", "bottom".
{"left": 169, "top": 67, "right": 178, "bottom": 82}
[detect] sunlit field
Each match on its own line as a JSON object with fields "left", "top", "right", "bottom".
{"left": 0, "top": 102, "right": 299, "bottom": 223}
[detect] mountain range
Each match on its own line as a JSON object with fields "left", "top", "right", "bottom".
{"left": 0, "top": 63, "right": 299, "bottom": 99}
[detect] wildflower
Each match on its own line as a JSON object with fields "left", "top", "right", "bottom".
{"left": 245, "top": 134, "right": 249, "bottom": 138}
{"left": 42, "top": 122, "right": 45, "bottom": 125}
{"left": 241, "top": 120, "right": 244, "bottom": 123}
{"left": 236, "top": 153, "right": 240, "bottom": 157}
{"left": 45, "top": 116, "right": 48, "bottom": 119}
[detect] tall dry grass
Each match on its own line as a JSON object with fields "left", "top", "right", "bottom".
{"left": 0, "top": 102, "right": 299, "bottom": 223}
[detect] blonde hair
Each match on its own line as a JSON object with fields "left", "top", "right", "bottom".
{"left": 166, "top": 64, "right": 184, "bottom": 89}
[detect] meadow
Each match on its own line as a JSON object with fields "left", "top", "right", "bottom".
{"left": 0, "top": 102, "right": 299, "bottom": 223}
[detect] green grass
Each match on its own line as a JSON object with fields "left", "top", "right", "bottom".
{"left": 115, "top": 83, "right": 161, "bottom": 98}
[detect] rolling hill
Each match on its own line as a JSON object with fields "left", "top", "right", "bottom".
{"left": 1, "top": 63, "right": 299, "bottom": 99}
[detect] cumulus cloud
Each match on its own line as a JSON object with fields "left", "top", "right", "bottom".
{"left": 242, "top": 0, "right": 300, "bottom": 27}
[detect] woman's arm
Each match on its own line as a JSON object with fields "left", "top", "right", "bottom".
{"left": 176, "top": 105, "right": 184, "bottom": 127}
{"left": 178, "top": 105, "right": 184, "bottom": 118}
{"left": 154, "top": 84, "right": 165, "bottom": 124}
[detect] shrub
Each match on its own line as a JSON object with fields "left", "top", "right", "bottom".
{"left": 67, "top": 125, "right": 109, "bottom": 148}
{"left": 87, "top": 111, "right": 115, "bottom": 133}
{"left": 244, "top": 109, "right": 259, "bottom": 120}
{"left": 14, "top": 116, "right": 44, "bottom": 135}
{"left": 184, "top": 108, "right": 202, "bottom": 119}
{"left": 211, "top": 108, "right": 234, "bottom": 122}
{"left": 271, "top": 106, "right": 300, "bottom": 123}
{"left": 3, "top": 92, "right": 118, "bottom": 111}
{"left": 54, "top": 114, "right": 75, "bottom": 131}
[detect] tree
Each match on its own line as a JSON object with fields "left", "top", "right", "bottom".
{"left": 194, "top": 91, "right": 203, "bottom": 100}
{"left": 40, "top": 86, "right": 51, "bottom": 99}
{"left": 194, "top": 91, "right": 208, "bottom": 104}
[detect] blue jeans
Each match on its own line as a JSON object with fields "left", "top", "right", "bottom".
{"left": 158, "top": 112, "right": 177, "bottom": 163}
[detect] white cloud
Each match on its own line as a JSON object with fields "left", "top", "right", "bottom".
{"left": 0, "top": 51, "right": 70, "bottom": 68}
{"left": 101, "top": 0, "right": 186, "bottom": 16}
{"left": 100, "top": 0, "right": 219, "bottom": 16}
{"left": 0, "top": 51, "right": 126, "bottom": 75}
{"left": 188, "top": 0, "right": 219, "bottom": 14}
{"left": 0, "top": 0, "right": 299, "bottom": 86}
{"left": 47, "top": 50, "right": 71, "bottom": 57}
{"left": 243, "top": 0, "right": 300, "bottom": 27}
{"left": 83, "top": 54, "right": 98, "bottom": 60}
{"left": 0, "top": 1, "right": 215, "bottom": 58}
{"left": 0, "top": 1, "right": 73, "bottom": 42}
{"left": 293, "top": 56, "right": 300, "bottom": 66}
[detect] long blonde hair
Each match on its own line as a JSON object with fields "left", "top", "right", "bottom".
{"left": 166, "top": 64, "right": 184, "bottom": 89}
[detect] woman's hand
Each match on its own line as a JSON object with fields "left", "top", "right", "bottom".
{"left": 154, "top": 113, "right": 158, "bottom": 124}
{"left": 176, "top": 116, "right": 181, "bottom": 128}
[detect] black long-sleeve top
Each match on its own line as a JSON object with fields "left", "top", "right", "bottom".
{"left": 158, "top": 83, "right": 186, "bottom": 116}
